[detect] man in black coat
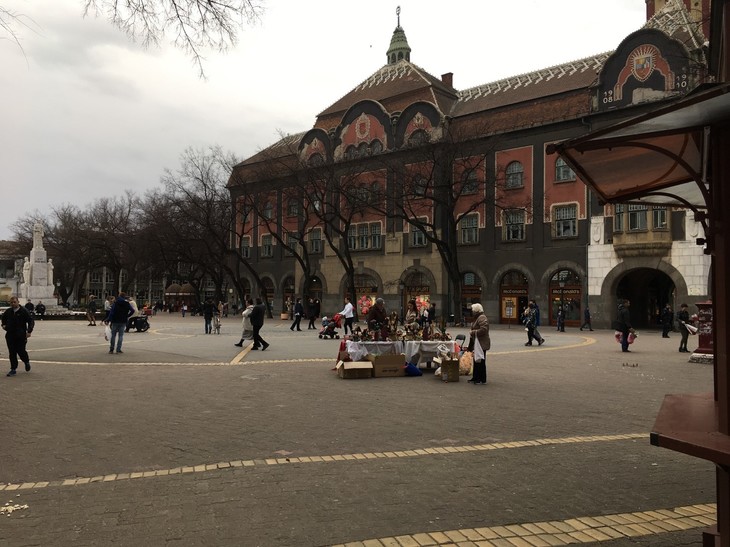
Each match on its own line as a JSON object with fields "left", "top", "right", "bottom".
{"left": 2, "top": 296, "right": 35, "bottom": 376}
{"left": 250, "top": 297, "right": 269, "bottom": 351}
{"left": 104, "top": 292, "right": 133, "bottom": 354}
{"left": 618, "top": 299, "right": 634, "bottom": 353}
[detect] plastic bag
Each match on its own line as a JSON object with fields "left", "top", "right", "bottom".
{"left": 104, "top": 325, "right": 111, "bottom": 341}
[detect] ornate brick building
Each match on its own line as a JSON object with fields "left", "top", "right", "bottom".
{"left": 229, "top": 0, "right": 711, "bottom": 329}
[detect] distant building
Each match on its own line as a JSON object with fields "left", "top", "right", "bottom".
{"left": 228, "top": 0, "right": 711, "bottom": 329}
{"left": 0, "top": 240, "right": 24, "bottom": 302}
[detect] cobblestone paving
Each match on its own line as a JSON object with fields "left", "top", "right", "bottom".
{"left": 0, "top": 316, "right": 716, "bottom": 546}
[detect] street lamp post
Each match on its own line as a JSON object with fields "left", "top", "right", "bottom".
{"left": 559, "top": 279, "right": 566, "bottom": 332}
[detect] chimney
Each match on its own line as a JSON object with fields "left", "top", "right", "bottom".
{"left": 441, "top": 72, "right": 453, "bottom": 88}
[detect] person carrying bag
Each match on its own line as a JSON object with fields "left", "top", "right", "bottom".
{"left": 467, "top": 303, "right": 490, "bottom": 385}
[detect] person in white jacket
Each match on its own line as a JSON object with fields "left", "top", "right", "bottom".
{"left": 234, "top": 301, "right": 255, "bottom": 347}
{"left": 339, "top": 296, "right": 355, "bottom": 335}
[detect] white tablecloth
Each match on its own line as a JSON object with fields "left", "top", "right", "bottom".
{"left": 404, "top": 341, "right": 456, "bottom": 363}
{"left": 345, "top": 340, "right": 455, "bottom": 363}
{"left": 346, "top": 341, "right": 404, "bottom": 362}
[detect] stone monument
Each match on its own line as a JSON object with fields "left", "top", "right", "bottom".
{"left": 19, "top": 222, "right": 57, "bottom": 304}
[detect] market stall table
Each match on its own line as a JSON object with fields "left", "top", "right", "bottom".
{"left": 345, "top": 341, "right": 404, "bottom": 362}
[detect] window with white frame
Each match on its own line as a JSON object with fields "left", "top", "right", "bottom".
{"left": 262, "top": 202, "right": 273, "bottom": 220}
{"left": 370, "top": 223, "right": 382, "bottom": 249}
{"left": 555, "top": 157, "right": 576, "bottom": 182}
{"left": 90, "top": 271, "right": 102, "bottom": 283}
{"left": 358, "top": 224, "right": 370, "bottom": 250}
{"left": 348, "top": 222, "right": 382, "bottom": 251}
{"left": 505, "top": 161, "right": 524, "bottom": 189}
{"left": 628, "top": 204, "right": 648, "bottom": 231}
{"left": 105, "top": 271, "right": 114, "bottom": 283}
{"left": 261, "top": 234, "right": 273, "bottom": 257}
{"left": 653, "top": 206, "right": 668, "bottom": 229}
{"left": 285, "top": 233, "right": 298, "bottom": 256}
{"left": 240, "top": 236, "right": 251, "bottom": 258}
{"left": 554, "top": 204, "right": 577, "bottom": 238}
{"left": 309, "top": 228, "right": 322, "bottom": 254}
{"left": 462, "top": 171, "right": 478, "bottom": 194}
{"left": 414, "top": 176, "right": 428, "bottom": 197}
{"left": 460, "top": 214, "right": 479, "bottom": 244}
{"left": 504, "top": 209, "right": 525, "bottom": 241}
{"left": 347, "top": 225, "right": 357, "bottom": 250}
{"left": 411, "top": 224, "right": 427, "bottom": 247}
{"left": 287, "top": 199, "right": 299, "bottom": 217}
{"left": 614, "top": 204, "right": 625, "bottom": 232}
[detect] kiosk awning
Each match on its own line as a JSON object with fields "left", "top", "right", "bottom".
{"left": 547, "top": 83, "right": 730, "bottom": 210}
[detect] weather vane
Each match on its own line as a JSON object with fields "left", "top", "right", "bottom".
{"left": 396, "top": 6, "right": 401, "bottom": 27}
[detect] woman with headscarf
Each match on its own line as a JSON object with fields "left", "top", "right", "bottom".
{"left": 467, "top": 303, "right": 490, "bottom": 385}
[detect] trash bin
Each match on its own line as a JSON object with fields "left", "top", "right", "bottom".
{"left": 448, "top": 314, "right": 455, "bottom": 326}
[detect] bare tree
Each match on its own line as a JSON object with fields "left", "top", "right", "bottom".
{"left": 82, "top": 0, "right": 263, "bottom": 76}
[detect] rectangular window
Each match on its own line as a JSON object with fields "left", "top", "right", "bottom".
{"left": 287, "top": 199, "right": 299, "bottom": 217}
{"left": 462, "top": 172, "right": 478, "bottom": 194}
{"left": 309, "top": 229, "right": 322, "bottom": 254}
{"left": 554, "top": 205, "right": 577, "bottom": 238}
{"left": 411, "top": 225, "right": 426, "bottom": 247}
{"left": 261, "top": 234, "right": 273, "bottom": 257}
{"left": 241, "top": 236, "right": 251, "bottom": 258}
{"left": 460, "top": 214, "right": 479, "bottom": 244}
{"left": 652, "top": 206, "right": 668, "bottom": 230}
{"left": 628, "top": 204, "right": 648, "bottom": 231}
{"left": 285, "top": 233, "right": 297, "bottom": 256}
{"left": 90, "top": 271, "right": 102, "bottom": 283}
{"left": 504, "top": 210, "right": 525, "bottom": 241}
{"left": 370, "top": 223, "right": 382, "bottom": 249}
{"left": 105, "top": 271, "right": 114, "bottom": 284}
{"left": 347, "top": 225, "right": 357, "bottom": 250}
{"left": 358, "top": 224, "right": 370, "bottom": 250}
{"left": 614, "top": 204, "right": 624, "bottom": 232}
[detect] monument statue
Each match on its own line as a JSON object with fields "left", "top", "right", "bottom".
{"left": 19, "top": 221, "right": 56, "bottom": 305}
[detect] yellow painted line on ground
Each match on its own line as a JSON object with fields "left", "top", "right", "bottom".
{"left": 332, "top": 503, "right": 717, "bottom": 547}
{"left": 230, "top": 343, "right": 254, "bottom": 364}
{"left": 0, "top": 432, "right": 644, "bottom": 491}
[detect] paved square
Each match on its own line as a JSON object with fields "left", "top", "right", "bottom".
{"left": 0, "top": 315, "right": 716, "bottom": 546}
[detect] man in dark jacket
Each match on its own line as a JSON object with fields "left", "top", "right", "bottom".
{"left": 250, "top": 297, "right": 269, "bottom": 351}
{"left": 661, "top": 303, "right": 673, "bottom": 338}
{"left": 618, "top": 299, "right": 633, "bottom": 353}
{"left": 104, "top": 292, "right": 133, "bottom": 354}
{"left": 2, "top": 296, "right": 35, "bottom": 376}
{"left": 202, "top": 298, "right": 217, "bottom": 334}
{"left": 290, "top": 298, "right": 304, "bottom": 331}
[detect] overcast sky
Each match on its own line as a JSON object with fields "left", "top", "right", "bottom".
{"left": 1, "top": 0, "right": 647, "bottom": 240}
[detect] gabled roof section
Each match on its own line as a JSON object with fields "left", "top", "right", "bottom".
{"left": 452, "top": 53, "right": 612, "bottom": 117}
{"left": 236, "top": 132, "right": 305, "bottom": 168}
{"left": 317, "top": 60, "right": 457, "bottom": 120}
{"left": 644, "top": 0, "right": 707, "bottom": 51}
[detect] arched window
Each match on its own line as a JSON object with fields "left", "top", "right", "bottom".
{"left": 555, "top": 157, "right": 575, "bottom": 182}
{"left": 308, "top": 153, "right": 324, "bottom": 167}
{"left": 505, "top": 161, "right": 524, "bottom": 188}
{"left": 370, "top": 140, "right": 383, "bottom": 155}
{"left": 408, "top": 129, "right": 429, "bottom": 146}
{"left": 345, "top": 146, "right": 357, "bottom": 160}
{"left": 357, "top": 142, "right": 369, "bottom": 157}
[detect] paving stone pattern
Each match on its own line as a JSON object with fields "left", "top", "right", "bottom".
{"left": 0, "top": 316, "right": 716, "bottom": 546}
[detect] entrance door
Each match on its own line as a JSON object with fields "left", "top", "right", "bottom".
{"left": 616, "top": 268, "right": 675, "bottom": 329}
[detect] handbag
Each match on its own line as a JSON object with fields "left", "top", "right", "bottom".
{"left": 104, "top": 324, "right": 112, "bottom": 341}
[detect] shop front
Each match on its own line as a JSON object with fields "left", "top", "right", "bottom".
{"left": 549, "top": 269, "right": 582, "bottom": 327}
{"left": 499, "top": 270, "right": 529, "bottom": 324}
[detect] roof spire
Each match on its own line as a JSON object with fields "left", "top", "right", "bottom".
{"left": 386, "top": 6, "right": 411, "bottom": 65}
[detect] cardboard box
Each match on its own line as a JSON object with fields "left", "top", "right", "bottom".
{"left": 336, "top": 360, "right": 373, "bottom": 379}
{"left": 366, "top": 354, "right": 406, "bottom": 378}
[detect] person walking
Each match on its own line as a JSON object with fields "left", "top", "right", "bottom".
{"left": 661, "top": 303, "right": 674, "bottom": 338}
{"left": 523, "top": 301, "right": 545, "bottom": 346}
{"left": 86, "top": 296, "right": 97, "bottom": 326}
{"left": 339, "top": 296, "right": 355, "bottom": 335}
{"left": 234, "top": 299, "right": 255, "bottom": 347}
{"left": 307, "top": 298, "right": 320, "bottom": 330}
{"left": 290, "top": 298, "right": 304, "bottom": 331}
{"left": 580, "top": 306, "right": 593, "bottom": 331}
{"left": 467, "top": 303, "right": 490, "bottom": 385}
{"left": 618, "top": 299, "right": 634, "bottom": 353}
{"left": 250, "top": 297, "right": 269, "bottom": 351}
{"left": 677, "top": 303, "right": 692, "bottom": 353}
{"left": 202, "top": 298, "right": 217, "bottom": 334}
{"left": 2, "top": 296, "right": 35, "bottom": 376}
{"left": 181, "top": 304, "right": 187, "bottom": 317}
{"left": 104, "top": 292, "right": 134, "bottom": 354}
{"left": 556, "top": 306, "right": 565, "bottom": 332}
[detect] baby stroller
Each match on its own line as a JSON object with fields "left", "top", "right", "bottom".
{"left": 319, "top": 314, "right": 342, "bottom": 339}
